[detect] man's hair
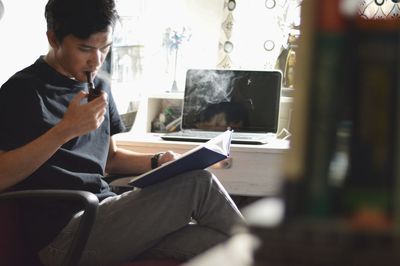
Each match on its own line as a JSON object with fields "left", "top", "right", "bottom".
{"left": 45, "top": 0, "right": 119, "bottom": 42}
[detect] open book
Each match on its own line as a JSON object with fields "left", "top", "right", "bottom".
{"left": 128, "top": 130, "right": 233, "bottom": 188}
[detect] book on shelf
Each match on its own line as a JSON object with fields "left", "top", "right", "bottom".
{"left": 302, "top": 0, "right": 348, "bottom": 217}
{"left": 283, "top": 0, "right": 317, "bottom": 183}
{"left": 128, "top": 130, "right": 233, "bottom": 188}
{"left": 284, "top": 0, "right": 349, "bottom": 218}
{"left": 344, "top": 18, "right": 400, "bottom": 232}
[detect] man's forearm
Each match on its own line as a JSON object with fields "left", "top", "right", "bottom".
{"left": 0, "top": 124, "right": 70, "bottom": 191}
{"left": 105, "top": 147, "right": 153, "bottom": 175}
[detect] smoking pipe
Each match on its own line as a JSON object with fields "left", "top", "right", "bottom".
{"left": 86, "top": 71, "right": 101, "bottom": 101}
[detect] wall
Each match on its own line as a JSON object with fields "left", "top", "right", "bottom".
{"left": 137, "top": 0, "right": 225, "bottom": 92}
{"left": 111, "top": 0, "right": 226, "bottom": 113}
{"left": 0, "top": 0, "right": 48, "bottom": 85}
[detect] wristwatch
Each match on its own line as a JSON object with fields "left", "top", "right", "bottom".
{"left": 151, "top": 152, "right": 164, "bottom": 169}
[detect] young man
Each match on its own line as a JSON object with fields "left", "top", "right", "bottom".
{"left": 0, "top": 0, "right": 244, "bottom": 265}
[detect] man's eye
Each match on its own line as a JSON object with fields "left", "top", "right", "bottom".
{"left": 79, "top": 47, "right": 91, "bottom": 52}
{"left": 101, "top": 46, "right": 110, "bottom": 53}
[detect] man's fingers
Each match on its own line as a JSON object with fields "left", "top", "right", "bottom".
{"left": 88, "top": 91, "right": 108, "bottom": 107}
{"left": 71, "top": 90, "right": 88, "bottom": 105}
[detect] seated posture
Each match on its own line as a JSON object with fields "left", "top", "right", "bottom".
{"left": 0, "top": 0, "right": 244, "bottom": 265}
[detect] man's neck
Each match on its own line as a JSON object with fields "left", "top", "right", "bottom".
{"left": 43, "top": 52, "right": 75, "bottom": 80}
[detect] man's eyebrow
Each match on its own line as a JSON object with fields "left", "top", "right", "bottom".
{"left": 79, "top": 42, "right": 113, "bottom": 49}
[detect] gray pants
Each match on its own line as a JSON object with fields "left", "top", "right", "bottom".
{"left": 39, "top": 170, "right": 244, "bottom": 265}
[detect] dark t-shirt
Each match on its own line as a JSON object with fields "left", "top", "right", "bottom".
{"left": 0, "top": 56, "right": 126, "bottom": 251}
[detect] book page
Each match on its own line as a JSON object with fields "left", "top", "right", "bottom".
{"left": 128, "top": 130, "right": 233, "bottom": 187}
{"left": 203, "top": 130, "right": 233, "bottom": 156}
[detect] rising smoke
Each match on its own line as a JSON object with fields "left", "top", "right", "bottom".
{"left": 183, "top": 69, "right": 246, "bottom": 115}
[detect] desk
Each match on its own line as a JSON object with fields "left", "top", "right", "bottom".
{"left": 114, "top": 132, "right": 290, "bottom": 197}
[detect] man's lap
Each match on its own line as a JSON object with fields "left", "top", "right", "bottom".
{"left": 39, "top": 170, "right": 240, "bottom": 265}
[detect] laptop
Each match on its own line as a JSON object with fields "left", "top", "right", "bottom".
{"left": 161, "top": 69, "right": 282, "bottom": 144}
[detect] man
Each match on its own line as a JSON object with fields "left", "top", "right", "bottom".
{"left": 0, "top": 0, "right": 244, "bottom": 265}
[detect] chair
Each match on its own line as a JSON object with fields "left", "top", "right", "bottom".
{"left": 0, "top": 189, "right": 182, "bottom": 266}
{"left": 0, "top": 189, "right": 98, "bottom": 266}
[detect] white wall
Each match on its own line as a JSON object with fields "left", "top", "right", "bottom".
{"left": 0, "top": 0, "right": 48, "bottom": 85}
{"left": 112, "top": 0, "right": 225, "bottom": 111}
{"left": 138, "top": 0, "right": 225, "bottom": 92}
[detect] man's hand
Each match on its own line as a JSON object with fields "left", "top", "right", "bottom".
{"left": 55, "top": 90, "right": 108, "bottom": 142}
{"left": 158, "top": 150, "right": 181, "bottom": 166}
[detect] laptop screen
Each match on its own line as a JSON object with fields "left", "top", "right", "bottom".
{"left": 181, "top": 69, "right": 282, "bottom": 133}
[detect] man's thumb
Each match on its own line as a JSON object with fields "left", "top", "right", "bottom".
{"left": 71, "top": 90, "right": 88, "bottom": 105}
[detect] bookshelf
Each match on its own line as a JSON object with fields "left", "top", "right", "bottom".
{"left": 248, "top": 0, "right": 400, "bottom": 265}
{"left": 130, "top": 92, "right": 183, "bottom": 133}
{"left": 144, "top": 93, "right": 183, "bottom": 133}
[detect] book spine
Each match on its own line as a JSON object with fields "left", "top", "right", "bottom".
{"left": 394, "top": 35, "right": 400, "bottom": 235}
{"left": 282, "top": 0, "right": 318, "bottom": 221}
{"left": 343, "top": 19, "right": 400, "bottom": 232}
{"left": 305, "top": 32, "right": 347, "bottom": 217}
{"left": 284, "top": 0, "right": 347, "bottom": 219}
{"left": 283, "top": 0, "right": 317, "bottom": 182}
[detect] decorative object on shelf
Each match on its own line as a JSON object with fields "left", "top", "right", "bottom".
{"left": 217, "top": 0, "right": 236, "bottom": 69}
{"left": 151, "top": 99, "right": 182, "bottom": 133}
{"left": 263, "top": 40, "right": 276, "bottom": 52}
{"left": 265, "top": 0, "right": 277, "bottom": 9}
{"left": 263, "top": 0, "right": 302, "bottom": 69}
{"left": 163, "top": 26, "right": 191, "bottom": 92}
{"left": 217, "top": 0, "right": 302, "bottom": 70}
{"left": 359, "top": 0, "right": 400, "bottom": 19}
{"left": 282, "top": 31, "right": 297, "bottom": 88}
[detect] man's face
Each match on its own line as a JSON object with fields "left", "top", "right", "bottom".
{"left": 51, "top": 27, "right": 113, "bottom": 82}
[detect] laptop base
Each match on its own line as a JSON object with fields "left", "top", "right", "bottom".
{"left": 161, "top": 132, "right": 272, "bottom": 145}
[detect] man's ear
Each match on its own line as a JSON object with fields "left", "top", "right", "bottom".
{"left": 46, "top": 30, "right": 60, "bottom": 49}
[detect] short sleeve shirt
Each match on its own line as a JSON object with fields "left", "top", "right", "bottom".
{"left": 0, "top": 56, "right": 126, "bottom": 251}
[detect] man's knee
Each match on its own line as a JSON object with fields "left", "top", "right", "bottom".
{"left": 177, "top": 169, "right": 215, "bottom": 187}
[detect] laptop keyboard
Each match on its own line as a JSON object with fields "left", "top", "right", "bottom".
{"left": 171, "top": 131, "right": 268, "bottom": 139}
{"left": 162, "top": 131, "right": 275, "bottom": 144}
{"left": 173, "top": 131, "right": 219, "bottom": 138}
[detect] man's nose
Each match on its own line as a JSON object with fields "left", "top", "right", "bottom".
{"left": 88, "top": 49, "right": 102, "bottom": 68}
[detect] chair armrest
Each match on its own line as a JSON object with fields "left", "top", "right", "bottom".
{"left": 0, "top": 189, "right": 99, "bottom": 266}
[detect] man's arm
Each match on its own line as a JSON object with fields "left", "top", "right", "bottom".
{"left": 0, "top": 91, "right": 108, "bottom": 191}
{"left": 105, "top": 137, "right": 179, "bottom": 175}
